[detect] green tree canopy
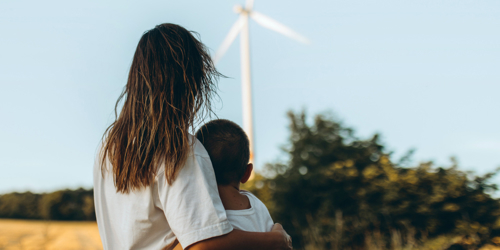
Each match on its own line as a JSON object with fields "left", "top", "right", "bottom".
{"left": 244, "top": 110, "right": 500, "bottom": 250}
{"left": 0, "top": 188, "right": 95, "bottom": 221}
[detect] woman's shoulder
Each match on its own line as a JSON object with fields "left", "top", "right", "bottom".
{"left": 156, "top": 134, "right": 211, "bottom": 176}
{"left": 190, "top": 134, "right": 211, "bottom": 159}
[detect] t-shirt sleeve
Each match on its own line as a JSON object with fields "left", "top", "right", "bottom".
{"left": 156, "top": 150, "right": 233, "bottom": 249}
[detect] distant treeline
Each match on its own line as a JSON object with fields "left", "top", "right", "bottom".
{"left": 0, "top": 188, "right": 95, "bottom": 221}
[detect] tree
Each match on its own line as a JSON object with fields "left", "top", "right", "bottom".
{"left": 0, "top": 188, "right": 95, "bottom": 221}
{"left": 39, "top": 188, "right": 95, "bottom": 221}
{"left": 245, "top": 110, "right": 500, "bottom": 250}
{"left": 0, "top": 192, "right": 41, "bottom": 219}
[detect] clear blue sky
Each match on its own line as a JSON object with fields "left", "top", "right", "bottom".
{"left": 1, "top": 0, "right": 499, "bottom": 193}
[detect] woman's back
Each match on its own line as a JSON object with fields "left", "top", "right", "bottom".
{"left": 94, "top": 137, "right": 231, "bottom": 250}
{"left": 93, "top": 23, "right": 231, "bottom": 249}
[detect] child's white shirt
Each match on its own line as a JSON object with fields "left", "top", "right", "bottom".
{"left": 225, "top": 190, "right": 274, "bottom": 232}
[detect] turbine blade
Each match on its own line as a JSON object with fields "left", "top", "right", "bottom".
{"left": 213, "top": 16, "right": 246, "bottom": 64}
{"left": 246, "top": 0, "right": 254, "bottom": 10}
{"left": 250, "top": 11, "right": 310, "bottom": 44}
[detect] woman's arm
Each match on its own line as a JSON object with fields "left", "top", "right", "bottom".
{"left": 160, "top": 148, "right": 292, "bottom": 250}
{"left": 185, "top": 224, "right": 292, "bottom": 250}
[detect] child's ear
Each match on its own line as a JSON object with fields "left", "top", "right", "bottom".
{"left": 240, "top": 163, "right": 253, "bottom": 184}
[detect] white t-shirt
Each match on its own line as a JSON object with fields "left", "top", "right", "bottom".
{"left": 225, "top": 190, "right": 274, "bottom": 232}
{"left": 93, "top": 137, "right": 233, "bottom": 250}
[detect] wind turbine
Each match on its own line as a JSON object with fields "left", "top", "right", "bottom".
{"left": 214, "top": 0, "right": 309, "bottom": 165}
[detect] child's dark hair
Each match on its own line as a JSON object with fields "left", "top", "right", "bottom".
{"left": 195, "top": 119, "right": 250, "bottom": 185}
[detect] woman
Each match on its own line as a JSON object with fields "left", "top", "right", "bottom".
{"left": 93, "top": 23, "right": 292, "bottom": 250}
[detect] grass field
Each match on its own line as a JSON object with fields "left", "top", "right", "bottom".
{"left": 1, "top": 219, "right": 499, "bottom": 250}
{"left": 0, "top": 219, "right": 102, "bottom": 250}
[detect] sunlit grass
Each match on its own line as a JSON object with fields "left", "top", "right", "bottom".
{"left": 0, "top": 219, "right": 102, "bottom": 250}
{"left": 1, "top": 219, "right": 499, "bottom": 250}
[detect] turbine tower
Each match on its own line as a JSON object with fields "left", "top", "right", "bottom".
{"left": 213, "top": 0, "right": 309, "bottom": 165}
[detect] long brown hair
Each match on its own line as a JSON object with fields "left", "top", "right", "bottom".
{"left": 101, "top": 23, "right": 220, "bottom": 193}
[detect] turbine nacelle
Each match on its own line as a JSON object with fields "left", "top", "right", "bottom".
{"left": 233, "top": 5, "right": 249, "bottom": 14}
{"left": 215, "top": 2, "right": 310, "bottom": 64}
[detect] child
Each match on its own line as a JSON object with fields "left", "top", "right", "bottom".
{"left": 195, "top": 119, "right": 274, "bottom": 232}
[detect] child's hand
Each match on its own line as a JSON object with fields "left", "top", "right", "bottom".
{"left": 271, "top": 223, "right": 293, "bottom": 249}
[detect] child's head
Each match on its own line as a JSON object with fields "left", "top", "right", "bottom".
{"left": 195, "top": 119, "right": 253, "bottom": 186}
